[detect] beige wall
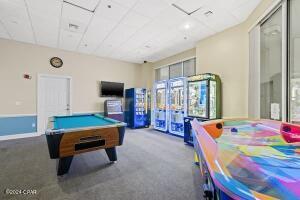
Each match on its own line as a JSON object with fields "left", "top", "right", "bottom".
{"left": 140, "top": 62, "right": 154, "bottom": 89}
{"left": 0, "top": 0, "right": 277, "bottom": 117}
{"left": 196, "top": 0, "right": 274, "bottom": 118}
{"left": 147, "top": 0, "right": 275, "bottom": 118}
{"left": 0, "top": 39, "right": 142, "bottom": 115}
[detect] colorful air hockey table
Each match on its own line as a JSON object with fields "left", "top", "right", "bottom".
{"left": 191, "top": 119, "right": 300, "bottom": 200}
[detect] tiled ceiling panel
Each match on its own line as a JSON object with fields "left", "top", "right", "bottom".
{"left": 112, "top": 0, "right": 139, "bottom": 9}
{"left": 64, "top": 0, "right": 100, "bottom": 11}
{"left": 0, "top": 0, "right": 261, "bottom": 63}
{"left": 95, "top": 0, "right": 129, "bottom": 22}
{"left": 59, "top": 2, "right": 93, "bottom": 50}
{"left": 26, "top": 0, "right": 62, "bottom": 47}
{"left": 0, "top": 0, "right": 35, "bottom": 43}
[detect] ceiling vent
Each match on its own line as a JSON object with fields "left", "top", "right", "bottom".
{"left": 204, "top": 11, "right": 213, "bottom": 17}
{"left": 68, "top": 23, "right": 79, "bottom": 32}
{"left": 171, "top": 3, "right": 202, "bottom": 16}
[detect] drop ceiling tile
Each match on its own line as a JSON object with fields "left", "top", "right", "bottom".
{"left": 78, "top": 17, "right": 117, "bottom": 53}
{"left": 77, "top": 42, "right": 99, "bottom": 54}
{"left": 27, "top": 0, "right": 62, "bottom": 48}
{"left": 119, "top": 37, "right": 146, "bottom": 50}
{"left": 0, "top": 0, "right": 261, "bottom": 63}
{"left": 0, "top": 0, "right": 35, "bottom": 44}
{"left": 121, "top": 11, "right": 151, "bottom": 29}
{"left": 94, "top": 43, "right": 115, "bottom": 57}
{"left": 2, "top": 18, "right": 35, "bottom": 43}
{"left": 64, "top": 0, "right": 100, "bottom": 11}
{"left": 30, "top": 19, "right": 59, "bottom": 47}
{"left": 112, "top": 0, "right": 139, "bottom": 9}
{"left": 153, "top": 7, "right": 187, "bottom": 28}
{"left": 59, "top": 30, "right": 82, "bottom": 51}
{"left": 103, "top": 23, "right": 139, "bottom": 46}
{"left": 149, "top": 29, "right": 182, "bottom": 47}
{"left": 61, "top": 1, "right": 93, "bottom": 33}
{"left": 231, "top": 0, "right": 261, "bottom": 22}
{"left": 178, "top": 17, "right": 215, "bottom": 40}
{"left": 133, "top": 0, "right": 169, "bottom": 18}
{"left": 95, "top": 0, "right": 129, "bottom": 22}
{"left": 192, "top": 6, "right": 240, "bottom": 32}
{"left": 26, "top": 0, "right": 62, "bottom": 18}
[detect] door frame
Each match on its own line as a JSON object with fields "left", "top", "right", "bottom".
{"left": 37, "top": 74, "right": 72, "bottom": 135}
{"left": 248, "top": 0, "right": 288, "bottom": 121}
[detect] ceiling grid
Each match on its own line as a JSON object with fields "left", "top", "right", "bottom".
{"left": 0, "top": 0, "right": 261, "bottom": 63}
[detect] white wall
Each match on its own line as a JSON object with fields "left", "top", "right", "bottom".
{"left": 0, "top": 39, "right": 142, "bottom": 115}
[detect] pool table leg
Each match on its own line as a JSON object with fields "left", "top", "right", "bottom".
{"left": 57, "top": 156, "right": 73, "bottom": 176}
{"left": 105, "top": 147, "right": 117, "bottom": 162}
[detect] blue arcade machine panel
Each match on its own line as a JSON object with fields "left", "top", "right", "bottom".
{"left": 125, "top": 88, "right": 148, "bottom": 128}
{"left": 168, "top": 77, "right": 187, "bottom": 137}
{"left": 154, "top": 81, "right": 168, "bottom": 132}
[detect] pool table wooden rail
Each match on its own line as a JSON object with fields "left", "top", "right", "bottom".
{"left": 45, "top": 116, "right": 126, "bottom": 176}
{"left": 59, "top": 127, "right": 120, "bottom": 157}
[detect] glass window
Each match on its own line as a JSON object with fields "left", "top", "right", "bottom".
{"left": 183, "top": 58, "right": 196, "bottom": 77}
{"left": 289, "top": 0, "right": 300, "bottom": 124}
{"left": 155, "top": 58, "right": 196, "bottom": 81}
{"left": 169, "top": 63, "right": 182, "bottom": 79}
{"left": 260, "top": 7, "right": 282, "bottom": 120}
{"left": 155, "top": 67, "right": 169, "bottom": 81}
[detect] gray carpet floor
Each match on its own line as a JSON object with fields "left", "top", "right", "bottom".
{"left": 0, "top": 128, "right": 203, "bottom": 200}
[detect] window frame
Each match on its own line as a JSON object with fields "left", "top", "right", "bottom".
{"left": 154, "top": 57, "right": 196, "bottom": 81}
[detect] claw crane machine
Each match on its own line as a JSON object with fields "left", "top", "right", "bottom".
{"left": 154, "top": 80, "right": 168, "bottom": 132}
{"left": 184, "top": 73, "right": 222, "bottom": 145}
{"left": 168, "top": 77, "right": 187, "bottom": 137}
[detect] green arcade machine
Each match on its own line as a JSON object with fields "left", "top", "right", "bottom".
{"left": 184, "top": 73, "right": 222, "bottom": 145}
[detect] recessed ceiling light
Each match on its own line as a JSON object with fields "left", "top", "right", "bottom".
{"left": 107, "top": 5, "right": 111, "bottom": 8}
{"left": 184, "top": 24, "right": 191, "bottom": 30}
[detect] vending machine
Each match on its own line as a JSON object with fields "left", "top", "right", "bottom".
{"left": 184, "top": 73, "right": 222, "bottom": 145}
{"left": 154, "top": 80, "right": 168, "bottom": 132}
{"left": 146, "top": 90, "right": 151, "bottom": 127}
{"left": 168, "top": 77, "right": 187, "bottom": 137}
{"left": 125, "top": 88, "right": 148, "bottom": 128}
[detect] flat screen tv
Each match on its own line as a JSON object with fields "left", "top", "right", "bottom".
{"left": 100, "top": 81, "right": 124, "bottom": 97}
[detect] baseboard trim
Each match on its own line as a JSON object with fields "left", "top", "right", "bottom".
{"left": 0, "top": 132, "right": 39, "bottom": 141}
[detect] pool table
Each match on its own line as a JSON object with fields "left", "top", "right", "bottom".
{"left": 45, "top": 114, "right": 126, "bottom": 176}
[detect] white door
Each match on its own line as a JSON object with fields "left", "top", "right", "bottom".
{"left": 38, "top": 75, "right": 71, "bottom": 135}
